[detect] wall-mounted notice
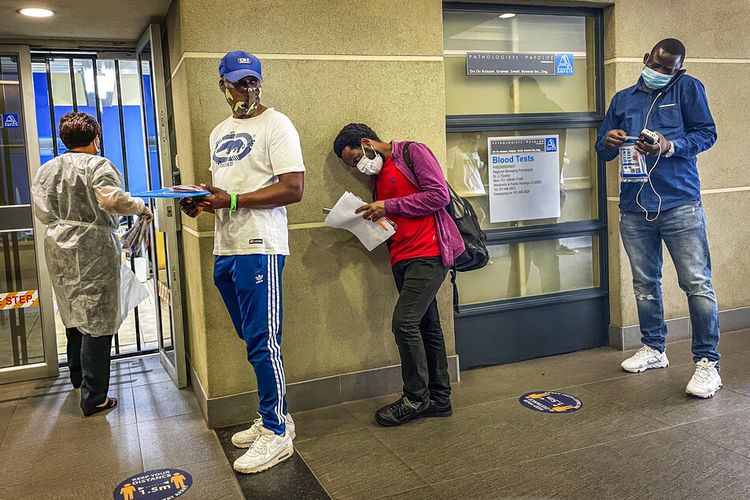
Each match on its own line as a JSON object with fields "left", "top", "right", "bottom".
{"left": 488, "top": 135, "right": 561, "bottom": 223}
{"left": 0, "top": 290, "right": 38, "bottom": 310}
{"left": 466, "top": 52, "right": 574, "bottom": 76}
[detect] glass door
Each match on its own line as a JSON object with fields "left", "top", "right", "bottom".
{"left": 136, "top": 26, "right": 187, "bottom": 388}
{"left": 0, "top": 46, "right": 57, "bottom": 383}
{"left": 442, "top": 5, "right": 609, "bottom": 368}
{"left": 31, "top": 53, "right": 163, "bottom": 362}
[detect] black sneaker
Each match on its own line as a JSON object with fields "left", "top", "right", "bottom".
{"left": 375, "top": 397, "right": 429, "bottom": 427}
{"left": 419, "top": 399, "right": 453, "bottom": 418}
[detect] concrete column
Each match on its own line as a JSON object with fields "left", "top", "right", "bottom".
{"left": 165, "top": 0, "right": 456, "bottom": 427}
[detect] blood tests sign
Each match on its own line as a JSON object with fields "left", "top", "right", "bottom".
{"left": 488, "top": 135, "right": 561, "bottom": 223}
{"left": 0, "top": 290, "right": 39, "bottom": 310}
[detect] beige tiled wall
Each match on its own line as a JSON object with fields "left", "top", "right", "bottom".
{"left": 167, "top": 0, "right": 451, "bottom": 399}
{"left": 166, "top": 0, "right": 750, "bottom": 398}
{"left": 602, "top": 0, "right": 750, "bottom": 327}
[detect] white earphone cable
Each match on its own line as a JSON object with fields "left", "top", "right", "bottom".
{"left": 636, "top": 90, "right": 664, "bottom": 221}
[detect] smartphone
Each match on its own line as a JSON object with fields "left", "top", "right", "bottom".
{"left": 639, "top": 128, "right": 659, "bottom": 145}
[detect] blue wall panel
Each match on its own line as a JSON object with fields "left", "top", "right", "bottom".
{"left": 33, "top": 70, "right": 157, "bottom": 195}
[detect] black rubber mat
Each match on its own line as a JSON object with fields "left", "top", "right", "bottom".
{"left": 215, "top": 424, "right": 330, "bottom": 500}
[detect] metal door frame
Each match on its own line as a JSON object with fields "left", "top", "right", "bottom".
{"left": 442, "top": 4, "right": 610, "bottom": 368}
{"left": 136, "top": 26, "right": 188, "bottom": 388}
{"left": 0, "top": 44, "right": 58, "bottom": 383}
{"left": 32, "top": 51, "right": 167, "bottom": 361}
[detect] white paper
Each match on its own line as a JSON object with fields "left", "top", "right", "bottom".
{"left": 488, "top": 134, "right": 561, "bottom": 223}
{"left": 324, "top": 192, "right": 396, "bottom": 251}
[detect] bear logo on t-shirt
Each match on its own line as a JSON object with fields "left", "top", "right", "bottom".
{"left": 213, "top": 132, "right": 255, "bottom": 166}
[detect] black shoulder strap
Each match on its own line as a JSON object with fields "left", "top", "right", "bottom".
{"left": 403, "top": 140, "right": 461, "bottom": 311}
{"left": 450, "top": 268, "right": 461, "bottom": 313}
{"left": 402, "top": 141, "right": 415, "bottom": 173}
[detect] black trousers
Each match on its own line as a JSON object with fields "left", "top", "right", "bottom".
{"left": 391, "top": 257, "right": 451, "bottom": 405}
{"left": 66, "top": 327, "right": 114, "bottom": 412}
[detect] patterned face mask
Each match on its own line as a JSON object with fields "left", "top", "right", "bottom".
{"left": 224, "top": 85, "right": 262, "bottom": 117}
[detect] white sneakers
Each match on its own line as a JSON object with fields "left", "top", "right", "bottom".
{"left": 685, "top": 358, "right": 722, "bottom": 398}
{"left": 621, "top": 345, "right": 670, "bottom": 373}
{"left": 232, "top": 415, "right": 295, "bottom": 474}
{"left": 622, "top": 346, "right": 723, "bottom": 399}
{"left": 231, "top": 414, "right": 296, "bottom": 448}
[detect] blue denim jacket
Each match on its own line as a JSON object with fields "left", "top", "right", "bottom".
{"left": 596, "top": 74, "right": 717, "bottom": 212}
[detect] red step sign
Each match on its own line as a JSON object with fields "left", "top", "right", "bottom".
{"left": 0, "top": 290, "right": 39, "bottom": 310}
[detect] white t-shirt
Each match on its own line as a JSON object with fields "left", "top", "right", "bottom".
{"left": 209, "top": 108, "right": 305, "bottom": 255}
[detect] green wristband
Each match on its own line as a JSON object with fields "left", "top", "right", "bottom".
{"left": 229, "top": 193, "right": 238, "bottom": 212}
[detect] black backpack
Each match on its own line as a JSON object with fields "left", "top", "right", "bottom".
{"left": 402, "top": 142, "right": 490, "bottom": 310}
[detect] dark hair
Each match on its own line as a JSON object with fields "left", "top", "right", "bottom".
{"left": 59, "top": 112, "right": 101, "bottom": 149}
{"left": 652, "top": 38, "right": 686, "bottom": 62}
{"left": 333, "top": 123, "right": 381, "bottom": 158}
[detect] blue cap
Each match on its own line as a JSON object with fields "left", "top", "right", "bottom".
{"left": 219, "top": 51, "right": 262, "bottom": 82}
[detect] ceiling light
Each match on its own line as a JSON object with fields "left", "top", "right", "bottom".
{"left": 18, "top": 7, "right": 55, "bottom": 18}
{"left": 498, "top": 13, "right": 516, "bottom": 19}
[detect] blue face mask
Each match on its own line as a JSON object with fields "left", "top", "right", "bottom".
{"left": 641, "top": 66, "right": 673, "bottom": 90}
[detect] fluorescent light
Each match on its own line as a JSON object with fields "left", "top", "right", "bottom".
{"left": 18, "top": 7, "right": 55, "bottom": 18}
{"left": 498, "top": 13, "right": 516, "bottom": 19}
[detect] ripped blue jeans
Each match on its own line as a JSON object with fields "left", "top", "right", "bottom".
{"left": 620, "top": 202, "right": 720, "bottom": 364}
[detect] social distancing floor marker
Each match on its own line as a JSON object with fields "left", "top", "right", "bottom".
{"left": 519, "top": 391, "right": 583, "bottom": 413}
{"left": 114, "top": 468, "right": 192, "bottom": 500}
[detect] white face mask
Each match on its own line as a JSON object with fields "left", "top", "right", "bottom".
{"left": 356, "top": 145, "right": 383, "bottom": 175}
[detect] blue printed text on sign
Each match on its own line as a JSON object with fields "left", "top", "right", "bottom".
{"left": 555, "top": 54, "right": 574, "bottom": 76}
{"left": 2, "top": 114, "right": 19, "bottom": 128}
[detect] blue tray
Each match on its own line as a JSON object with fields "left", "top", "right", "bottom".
{"left": 132, "top": 188, "right": 211, "bottom": 199}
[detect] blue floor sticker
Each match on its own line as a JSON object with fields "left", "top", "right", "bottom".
{"left": 114, "top": 468, "right": 192, "bottom": 500}
{"left": 519, "top": 391, "right": 582, "bottom": 413}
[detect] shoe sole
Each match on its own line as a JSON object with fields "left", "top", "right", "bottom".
{"left": 82, "top": 398, "right": 118, "bottom": 417}
{"left": 233, "top": 429, "right": 296, "bottom": 449}
{"left": 376, "top": 412, "right": 428, "bottom": 427}
{"left": 417, "top": 409, "right": 453, "bottom": 419}
{"left": 686, "top": 384, "right": 723, "bottom": 399}
{"left": 376, "top": 409, "right": 446, "bottom": 426}
{"left": 233, "top": 444, "right": 294, "bottom": 474}
{"left": 622, "top": 361, "right": 669, "bottom": 373}
{"left": 375, "top": 414, "right": 404, "bottom": 427}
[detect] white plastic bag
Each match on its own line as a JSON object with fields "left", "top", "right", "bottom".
{"left": 120, "top": 263, "right": 150, "bottom": 321}
{"left": 121, "top": 214, "right": 152, "bottom": 254}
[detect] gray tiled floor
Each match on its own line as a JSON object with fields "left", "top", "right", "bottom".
{"left": 0, "top": 354, "right": 243, "bottom": 500}
{"left": 294, "top": 329, "right": 750, "bottom": 500}
{"left": 3, "top": 331, "right": 750, "bottom": 499}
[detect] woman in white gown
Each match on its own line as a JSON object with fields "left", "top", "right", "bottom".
{"left": 32, "top": 112, "right": 151, "bottom": 416}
